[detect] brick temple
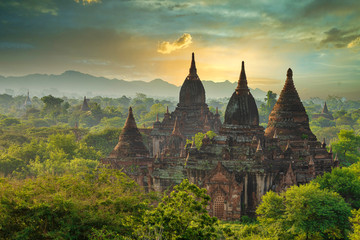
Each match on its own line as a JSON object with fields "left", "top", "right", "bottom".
{"left": 102, "top": 53, "right": 336, "bottom": 220}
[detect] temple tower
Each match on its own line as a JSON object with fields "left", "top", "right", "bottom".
{"left": 24, "top": 90, "right": 32, "bottom": 107}
{"left": 265, "top": 69, "right": 316, "bottom": 141}
{"left": 150, "top": 53, "right": 221, "bottom": 157}
{"left": 81, "top": 96, "right": 90, "bottom": 111}
{"left": 178, "top": 53, "right": 206, "bottom": 107}
{"left": 109, "top": 107, "right": 149, "bottom": 158}
{"left": 223, "top": 61, "right": 259, "bottom": 126}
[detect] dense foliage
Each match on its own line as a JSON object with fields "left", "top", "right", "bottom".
{"left": 0, "top": 91, "right": 359, "bottom": 239}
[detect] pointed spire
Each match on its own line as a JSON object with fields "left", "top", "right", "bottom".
{"left": 283, "top": 68, "right": 296, "bottom": 92}
{"left": 81, "top": 96, "right": 90, "bottom": 111}
{"left": 189, "top": 52, "right": 197, "bottom": 76}
{"left": 334, "top": 153, "right": 339, "bottom": 162}
{"left": 109, "top": 106, "right": 149, "bottom": 158}
{"left": 216, "top": 107, "right": 219, "bottom": 115}
{"left": 309, "top": 156, "right": 315, "bottom": 166}
{"left": 164, "top": 106, "right": 170, "bottom": 120}
{"left": 256, "top": 140, "right": 263, "bottom": 152}
{"left": 285, "top": 140, "right": 291, "bottom": 151}
{"left": 321, "top": 138, "right": 326, "bottom": 148}
{"left": 286, "top": 163, "right": 294, "bottom": 175}
{"left": 273, "top": 130, "right": 278, "bottom": 139}
{"left": 235, "top": 61, "right": 249, "bottom": 94}
{"left": 156, "top": 113, "right": 159, "bottom": 122}
{"left": 124, "top": 107, "right": 137, "bottom": 129}
{"left": 172, "top": 117, "right": 182, "bottom": 136}
{"left": 24, "top": 90, "right": 32, "bottom": 106}
{"left": 322, "top": 102, "right": 329, "bottom": 114}
{"left": 204, "top": 114, "right": 210, "bottom": 125}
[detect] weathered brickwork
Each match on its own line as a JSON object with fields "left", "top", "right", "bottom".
{"left": 102, "top": 54, "right": 336, "bottom": 220}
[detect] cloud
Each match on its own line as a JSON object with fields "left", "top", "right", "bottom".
{"left": 0, "top": 0, "right": 58, "bottom": 16}
{"left": 157, "top": 33, "right": 192, "bottom": 54}
{"left": 320, "top": 28, "right": 360, "bottom": 48}
{"left": 74, "top": 0, "right": 101, "bottom": 5}
{"left": 348, "top": 36, "right": 360, "bottom": 48}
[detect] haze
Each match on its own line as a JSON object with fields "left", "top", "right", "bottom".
{"left": 0, "top": 0, "right": 359, "bottom": 99}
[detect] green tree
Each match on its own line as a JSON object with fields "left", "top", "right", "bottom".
{"left": 259, "top": 90, "right": 277, "bottom": 124}
{"left": 140, "top": 179, "right": 218, "bottom": 240}
{"left": 257, "top": 183, "right": 352, "bottom": 239}
{"left": 332, "top": 130, "right": 360, "bottom": 166}
{"left": 41, "top": 95, "right": 64, "bottom": 112}
{"left": 0, "top": 169, "right": 149, "bottom": 239}
{"left": 350, "top": 209, "right": 360, "bottom": 240}
{"left": 314, "top": 167, "right": 360, "bottom": 209}
{"left": 264, "top": 91, "right": 277, "bottom": 111}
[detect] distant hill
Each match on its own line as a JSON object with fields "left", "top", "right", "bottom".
{"left": 0, "top": 71, "right": 266, "bottom": 100}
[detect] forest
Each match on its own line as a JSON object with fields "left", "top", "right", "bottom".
{"left": 0, "top": 92, "right": 359, "bottom": 239}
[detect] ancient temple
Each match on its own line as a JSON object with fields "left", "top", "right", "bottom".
{"left": 313, "top": 102, "right": 334, "bottom": 120}
{"left": 80, "top": 96, "right": 90, "bottom": 111}
{"left": 151, "top": 53, "right": 222, "bottom": 157}
{"left": 103, "top": 56, "right": 336, "bottom": 220}
{"left": 23, "top": 91, "right": 32, "bottom": 108}
{"left": 265, "top": 69, "right": 316, "bottom": 141}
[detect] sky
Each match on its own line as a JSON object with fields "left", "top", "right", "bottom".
{"left": 0, "top": 0, "right": 359, "bottom": 99}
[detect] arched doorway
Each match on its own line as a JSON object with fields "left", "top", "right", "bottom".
{"left": 213, "top": 191, "right": 225, "bottom": 219}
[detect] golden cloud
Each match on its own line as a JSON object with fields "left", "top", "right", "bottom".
{"left": 347, "top": 37, "right": 360, "bottom": 48}
{"left": 157, "top": 33, "right": 192, "bottom": 54}
{"left": 74, "top": 0, "right": 101, "bottom": 5}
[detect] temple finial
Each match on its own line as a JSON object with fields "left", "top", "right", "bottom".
{"left": 236, "top": 61, "right": 249, "bottom": 94}
{"left": 273, "top": 130, "right": 278, "bottom": 139}
{"left": 172, "top": 117, "right": 182, "bottom": 136}
{"left": 123, "top": 106, "right": 137, "bottom": 129}
{"left": 322, "top": 102, "right": 329, "bottom": 114}
{"left": 287, "top": 68, "right": 293, "bottom": 78}
{"left": 156, "top": 113, "right": 159, "bottom": 122}
{"left": 189, "top": 52, "right": 197, "bottom": 75}
{"left": 256, "top": 140, "right": 263, "bottom": 152}
{"left": 166, "top": 106, "right": 169, "bottom": 114}
{"left": 285, "top": 140, "right": 291, "bottom": 151}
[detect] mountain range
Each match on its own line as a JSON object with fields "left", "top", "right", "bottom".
{"left": 0, "top": 71, "right": 267, "bottom": 100}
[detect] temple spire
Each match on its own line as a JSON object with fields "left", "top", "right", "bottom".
{"left": 81, "top": 96, "right": 90, "bottom": 111}
{"left": 109, "top": 106, "right": 149, "bottom": 158}
{"left": 156, "top": 113, "right": 159, "bottom": 122}
{"left": 172, "top": 117, "right": 182, "bottom": 136}
{"left": 166, "top": 106, "right": 169, "bottom": 114}
{"left": 236, "top": 61, "right": 249, "bottom": 94}
{"left": 322, "top": 102, "right": 329, "bottom": 114}
{"left": 273, "top": 130, "right": 278, "bottom": 139}
{"left": 256, "top": 140, "right": 263, "bottom": 152}
{"left": 285, "top": 140, "right": 291, "bottom": 151}
{"left": 124, "top": 107, "right": 137, "bottom": 129}
{"left": 189, "top": 52, "right": 197, "bottom": 76}
{"left": 283, "top": 68, "right": 296, "bottom": 92}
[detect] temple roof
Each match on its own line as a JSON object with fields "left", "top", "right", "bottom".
{"left": 24, "top": 91, "right": 32, "bottom": 106}
{"left": 322, "top": 102, "right": 329, "bottom": 114}
{"left": 109, "top": 107, "right": 149, "bottom": 158}
{"left": 223, "top": 61, "right": 259, "bottom": 126}
{"left": 81, "top": 96, "right": 90, "bottom": 111}
{"left": 265, "top": 68, "right": 316, "bottom": 141}
{"left": 178, "top": 53, "right": 206, "bottom": 106}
